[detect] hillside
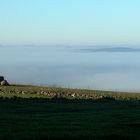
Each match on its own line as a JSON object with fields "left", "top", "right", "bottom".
{"left": 0, "top": 85, "right": 140, "bottom": 100}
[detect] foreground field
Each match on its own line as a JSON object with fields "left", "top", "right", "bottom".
{"left": 0, "top": 85, "right": 140, "bottom": 140}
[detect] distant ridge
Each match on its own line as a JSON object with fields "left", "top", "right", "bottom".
{"left": 79, "top": 47, "right": 140, "bottom": 53}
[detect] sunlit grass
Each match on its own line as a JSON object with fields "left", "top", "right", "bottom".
{"left": 0, "top": 85, "right": 140, "bottom": 100}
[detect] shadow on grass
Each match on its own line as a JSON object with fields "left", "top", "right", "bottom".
{"left": 0, "top": 96, "right": 139, "bottom": 140}
{"left": 0, "top": 95, "right": 119, "bottom": 103}
{"left": 96, "top": 134, "right": 132, "bottom": 140}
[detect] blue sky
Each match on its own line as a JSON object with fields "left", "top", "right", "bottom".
{"left": 0, "top": 0, "right": 140, "bottom": 45}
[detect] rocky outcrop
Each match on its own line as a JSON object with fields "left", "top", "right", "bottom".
{"left": 0, "top": 76, "right": 4, "bottom": 82}
{"left": 0, "top": 76, "right": 9, "bottom": 86}
{"left": 1, "top": 80, "right": 9, "bottom": 86}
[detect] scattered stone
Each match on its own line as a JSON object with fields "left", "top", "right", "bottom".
{"left": 41, "top": 91, "right": 44, "bottom": 94}
{"left": 17, "top": 91, "right": 22, "bottom": 94}
{"left": 21, "top": 91, "right": 27, "bottom": 94}
{"left": 71, "top": 93, "right": 76, "bottom": 97}
{"left": 100, "top": 95, "right": 103, "bottom": 98}
{"left": 44, "top": 92, "right": 48, "bottom": 95}
{"left": 21, "top": 91, "right": 25, "bottom": 94}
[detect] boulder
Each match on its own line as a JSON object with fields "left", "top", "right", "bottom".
{"left": 1, "top": 80, "right": 9, "bottom": 86}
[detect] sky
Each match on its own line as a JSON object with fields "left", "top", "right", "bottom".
{"left": 0, "top": 0, "right": 140, "bottom": 45}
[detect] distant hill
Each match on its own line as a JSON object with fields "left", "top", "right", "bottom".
{"left": 80, "top": 47, "right": 140, "bottom": 53}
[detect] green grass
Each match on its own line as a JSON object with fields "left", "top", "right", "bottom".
{"left": 0, "top": 85, "right": 140, "bottom": 139}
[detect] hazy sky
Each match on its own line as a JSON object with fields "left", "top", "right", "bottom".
{"left": 0, "top": 0, "right": 140, "bottom": 45}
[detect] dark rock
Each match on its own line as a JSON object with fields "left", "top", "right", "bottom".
{"left": 0, "top": 76, "right": 4, "bottom": 82}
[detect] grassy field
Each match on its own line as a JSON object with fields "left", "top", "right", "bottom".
{"left": 0, "top": 85, "right": 140, "bottom": 140}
